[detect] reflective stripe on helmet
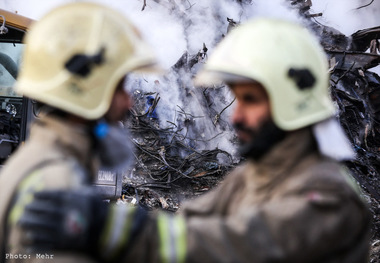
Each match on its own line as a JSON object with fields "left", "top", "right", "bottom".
{"left": 158, "top": 213, "right": 187, "bottom": 263}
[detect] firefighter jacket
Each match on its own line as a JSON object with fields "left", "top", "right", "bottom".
{"left": 0, "top": 114, "right": 98, "bottom": 263}
{"left": 102, "top": 127, "right": 370, "bottom": 263}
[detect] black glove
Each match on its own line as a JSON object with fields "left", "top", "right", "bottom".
{"left": 18, "top": 188, "right": 109, "bottom": 254}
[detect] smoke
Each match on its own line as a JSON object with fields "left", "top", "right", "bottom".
{"left": 311, "top": 0, "right": 380, "bottom": 35}
{"left": 310, "top": 0, "right": 379, "bottom": 76}
{"left": 0, "top": 0, "right": 73, "bottom": 19}
{"left": 1, "top": 0, "right": 379, "bottom": 155}
{"left": 114, "top": 0, "right": 304, "bottom": 157}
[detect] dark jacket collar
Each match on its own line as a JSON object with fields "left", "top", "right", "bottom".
{"left": 245, "top": 127, "right": 318, "bottom": 190}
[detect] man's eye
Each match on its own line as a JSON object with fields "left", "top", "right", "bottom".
{"left": 242, "top": 94, "right": 259, "bottom": 103}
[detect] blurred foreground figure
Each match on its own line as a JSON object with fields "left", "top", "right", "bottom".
{"left": 19, "top": 18, "right": 370, "bottom": 262}
{"left": 0, "top": 2, "right": 158, "bottom": 262}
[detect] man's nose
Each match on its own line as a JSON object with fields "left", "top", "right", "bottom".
{"left": 231, "top": 102, "right": 243, "bottom": 125}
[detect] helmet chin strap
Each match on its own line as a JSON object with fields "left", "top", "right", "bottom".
{"left": 93, "top": 119, "right": 135, "bottom": 172}
{"left": 312, "top": 117, "right": 355, "bottom": 161}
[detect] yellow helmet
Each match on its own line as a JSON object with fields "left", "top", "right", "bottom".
{"left": 195, "top": 18, "right": 335, "bottom": 131}
{"left": 15, "top": 2, "right": 159, "bottom": 120}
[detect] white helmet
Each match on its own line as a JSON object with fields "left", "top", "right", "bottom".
{"left": 16, "top": 2, "right": 159, "bottom": 120}
{"left": 196, "top": 18, "right": 335, "bottom": 131}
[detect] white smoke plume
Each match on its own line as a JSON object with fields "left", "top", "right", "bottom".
{"left": 115, "top": 0, "right": 304, "bottom": 159}
{"left": 311, "top": 0, "right": 380, "bottom": 36}
{"left": 1, "top": 0, "right": 379, "bottom": 156}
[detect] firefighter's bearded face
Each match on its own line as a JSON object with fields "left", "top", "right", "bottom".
{"left": 230, "top": 82, "right": 286, "bottom": 160}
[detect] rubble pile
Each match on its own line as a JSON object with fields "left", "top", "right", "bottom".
{"left": 121, "top": 88, "right": 237, "bottom": 211}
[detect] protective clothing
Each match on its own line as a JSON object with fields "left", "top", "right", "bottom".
{"left": 121, "top": 128, "right": 370, "bottom": 263}
{"left": 19, "top": 189, "right": 109, "bottom": 254}
{"left": 1, "top": 3, "right": 158, "bottom": 262}
{"left": 13, "top": 16, "right": 370, "bottom": 263}
{"left": 15, "top": 2, "right": 159, "bottom": 120}
{"left": 195, "top": 18, "right": 335, "bottom": 131}
{"left": 18, "top": 190, "right": 148, "bottom": 262}
{"left": 18, "top": 128, "right": 371, "bottom": 263}
{"left": 0, "top": 114, "right": 99, "bottom": 263}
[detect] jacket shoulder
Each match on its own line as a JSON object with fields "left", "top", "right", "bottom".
{"left": 302, "top": 158, "right": 360, "bottom": 191}
{"left": 286, "top": 156, "right": 367, "bottom": 211}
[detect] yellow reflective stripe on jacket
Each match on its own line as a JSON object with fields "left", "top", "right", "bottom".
{"left": 8, "top": 170, "right": 44, "bottom": 225}
{"left": 340, "top": 166, "right": 363, "bottom": 196}
{"left": 158, "top": 213, "right": 187, "bottom": 263}
{"left": 99, "top": 205, "right": 136, "bottom": 259}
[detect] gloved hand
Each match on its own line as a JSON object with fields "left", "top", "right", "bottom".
{"left": 18, "top": 188, "right": 109, "bottom": 254}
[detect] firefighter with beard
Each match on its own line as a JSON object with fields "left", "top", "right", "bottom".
{"left": 18, "top": 18, "right": 370, "bottom": 262}
{"left": 0, "top": 3, "right": 159, "bottom": 262}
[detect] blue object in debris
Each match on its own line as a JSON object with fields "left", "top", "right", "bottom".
{"left": 146, "top": 95, "right": 158, "bottom": 119}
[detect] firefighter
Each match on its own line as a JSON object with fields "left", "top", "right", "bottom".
{"left": 0, "top": 2, "right": 159, "bottom": 262}
{"left": 19, "top": 18, "right": 371, "bottom": 262}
